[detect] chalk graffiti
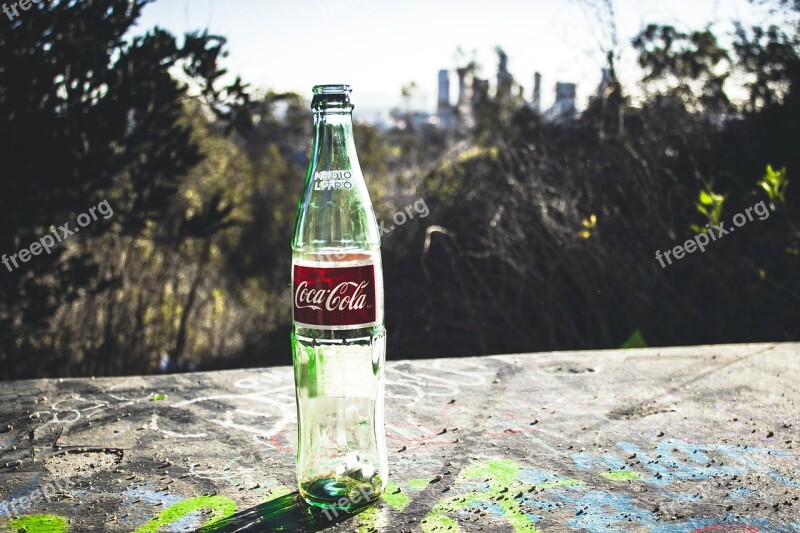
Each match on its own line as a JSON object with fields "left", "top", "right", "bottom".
{"left": 354, "top": 481, "right": 410, "bottom": 533}
{"left": 414, "top": 449, "right": 799, "bottom": 533}
{"left": 421, "top": 459, "right": 548, "bottom": 532}
{"left": 2, "top": 515, "right": 67, "bottom": 533}
{"left": 1, "top": 349, "right": 796, "bottom": 533}
{"left": 132, "top": 495, "right": 237, "bottom": 533}
{"left": 2, "top": 445, "right": 799, "bottom": 533}
{"left": 165, "top": 374, "right": 297, "bottom": 448}
{"left": 386, "top": 359, "right": 491, "bottom": 403}
{"left": 570, "top": 439, "right": 800, "bottom": 489}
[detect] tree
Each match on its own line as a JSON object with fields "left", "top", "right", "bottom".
{"left": 733, "top": 22, "right": 800, "bottom": 111}
{"left": 633, "top": 24, "right": 732, "bottom": 113}
{"left": 0, "top": 0, "right": 251, "bottom": 378}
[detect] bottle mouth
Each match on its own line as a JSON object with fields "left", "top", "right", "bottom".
{"left": 312, "top": 84, "right": 353, "bottom": 113}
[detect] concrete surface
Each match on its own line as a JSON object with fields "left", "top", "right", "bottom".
{"left": 0, "top": 342, "right": 798, "bottom": 532}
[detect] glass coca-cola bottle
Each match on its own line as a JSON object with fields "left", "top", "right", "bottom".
{"left": 290, "top": 84, "right": 388, "bottom": 510}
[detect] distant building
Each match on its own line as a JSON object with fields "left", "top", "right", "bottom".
{"left": 531, "top": 72, "right": 542, "bottom": 113}
{"left": 545, "top": 82, "right": 577, "bottom": 121}
{"left": 445, "top": 59, "right": 579, "bottom": 128}
{"left": 437, "top": 69, "right": 457, "bottom": 131}
{"left": 438, "top": 69, "right": 450, "bottom": 112}
{"left": 424, "top": 54, "right": 617, "bottom": 131}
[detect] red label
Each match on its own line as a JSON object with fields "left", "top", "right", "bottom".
{"left": 293, "top": 264, "right": 376, "bottom": 327}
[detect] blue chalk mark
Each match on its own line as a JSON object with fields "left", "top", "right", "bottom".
{"left": 469, "top": 500, "right": 544, "bottom": 527}
{"left": 474, "top": 501, "right": 507, "bottom": 518}
{"left": 660, "top": 491, "right": 702, "bottom": 502}
{"left": 725, "top": 486, "right": 755, "bottom": 501}
{"left": 571, "top": 451, "right": 627, "bottom": 473}
{"left": 457, "top": 481, "right": 489, "bottom": 493}
{"left": 560, "top": 490, "right": 658, "bottom": 532}
{"left": 517, "top": 467, "right": 585, "bottom": 492}
{"left": 617, "top": 440, "right": 750, "bottom": 486}
{"left": 695, "top": 441, "right": 800, "bottom": 488}
{"left": 524, "top": 433, "right": 560, "bottom": 455}
{"left": 117, "top": 485, "right": 185, "bottom": 528}
{"left": 525, "top": 497, "right": 563, "bottom": 511}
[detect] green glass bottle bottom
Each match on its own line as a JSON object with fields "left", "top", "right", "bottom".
{"left": 300, "top": 475, "right": 383, "bottom": 510}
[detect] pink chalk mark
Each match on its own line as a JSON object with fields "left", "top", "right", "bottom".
{"left": 690, "top": 525, "right": 759, "bottom": 533}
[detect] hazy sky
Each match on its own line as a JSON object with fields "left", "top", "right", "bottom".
{"left": 135, "top": 0, "right": 774, "bottom": 117}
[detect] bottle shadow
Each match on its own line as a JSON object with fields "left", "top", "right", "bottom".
{"left": 204, "top": 491, "right": 378, "bottom": 532}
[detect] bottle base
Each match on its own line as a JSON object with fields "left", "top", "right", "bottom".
{"left": 300, "top": 475, "right": 383, "bottom": 510}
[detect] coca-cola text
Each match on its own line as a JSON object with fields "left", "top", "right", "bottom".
{"left": 293, "top": 264, "right": 376, "bottom": 327}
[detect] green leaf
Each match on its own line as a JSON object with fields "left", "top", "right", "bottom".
{"left": 766, "top": 164, "right": 776, "bottom": 178}
{"left": 698, "top": 190, "right": 713, "bottom": 205}
{"left": 150, "top": 393, "right": 168, "bottom": 401}
{"left": 621, "top": 330, "right": 648, "bottom": 349}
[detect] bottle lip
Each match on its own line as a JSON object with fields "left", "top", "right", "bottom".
{"left": 313, "top": 84, "right": 352, "bottom": 95}
{"left": 311, "top": 84, "right": 353, "bottom": 113}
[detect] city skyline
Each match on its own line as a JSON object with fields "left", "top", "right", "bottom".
{"left": 134, "top": 0, "right": 780, "bottom": 117}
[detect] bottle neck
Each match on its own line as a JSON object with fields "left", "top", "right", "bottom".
{"left": 311, "top": 111, "right": 358, "bottom": 171}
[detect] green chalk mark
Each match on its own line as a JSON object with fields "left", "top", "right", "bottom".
{"left": 5, "top": 515, "right": 68, "bottom": 533}
{"left": 406, "top": 478, "right": 431, "bottom": 490}
{"left": 133, "top": 495, "right": 237, "bottom": 533}
{"left": 496, "top": 497, "right": 539, "bottom": 532}
{"left": 381, "top": 482, "right": 409, "bottom": 511}
{"left": 421, "top": 459, "right": 539, "bottom": 532}
{"left": 354, "top": 482, "right": 409, "bottom": 531}
{"left": 150, "top": 393, "right": 168, "bottom": 401}
{"left": 423, "top": 490, "right": 537, "bottom": 533}
{"left": 421, "top": 513, "right": 460, "bottom": 532}
{"left": 461, "top": 459, "right": 520, "bottom": 486}
{"left": 356, "top": 507, "right": 383, "bottom": 533}
{"left": 600, "top": 470, "right": 641, "bottom": 481}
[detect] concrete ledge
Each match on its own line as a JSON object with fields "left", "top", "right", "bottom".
{"left": 0, "top": 342, "right": 798, "bottom": 531}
